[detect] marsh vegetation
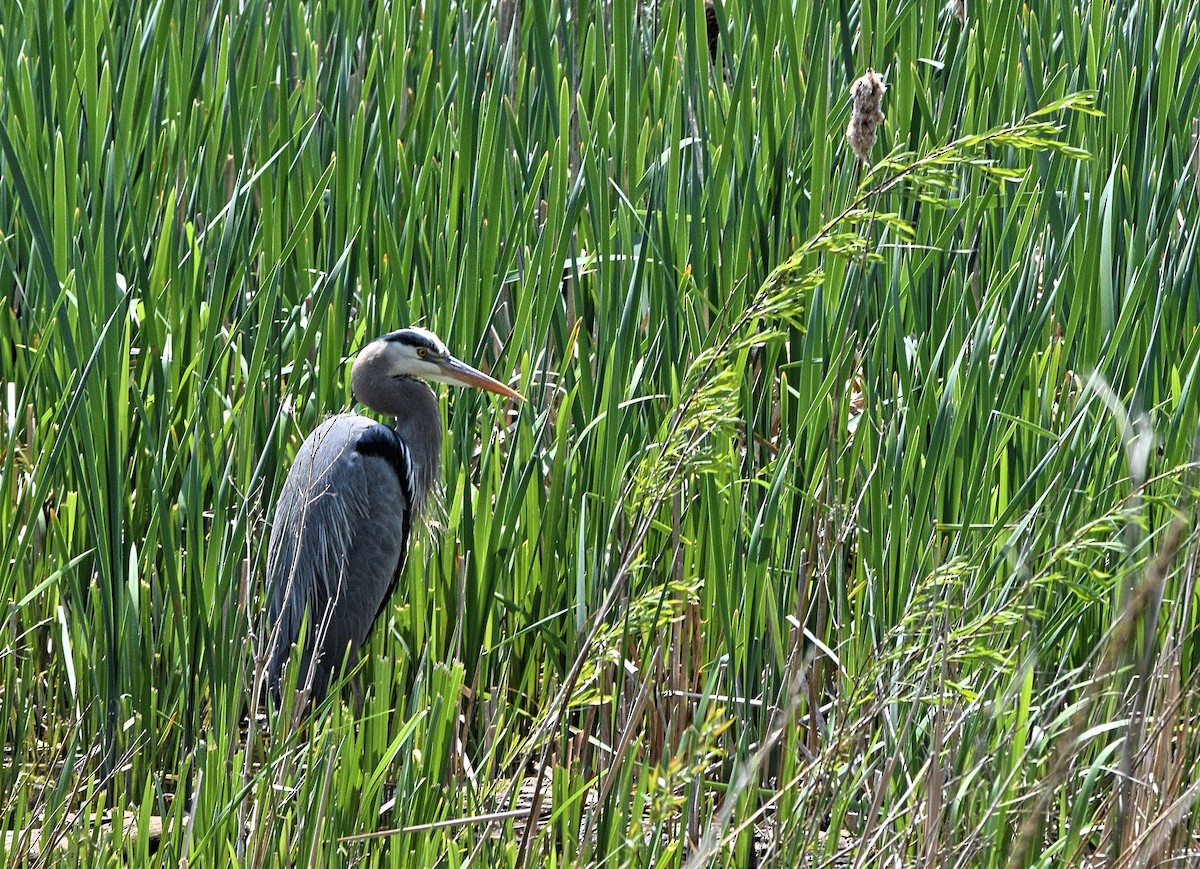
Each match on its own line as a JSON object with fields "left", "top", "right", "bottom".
{"left": 2, "top": 0, "right": 1200, "bottom": 864}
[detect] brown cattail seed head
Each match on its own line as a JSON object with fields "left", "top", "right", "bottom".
{"left": 846, "top": 69, "right": 887, "bottom": 163}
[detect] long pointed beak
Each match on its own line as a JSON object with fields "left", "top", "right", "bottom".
{"left": 438, "top": 357, "right": 525, "bottom": 401}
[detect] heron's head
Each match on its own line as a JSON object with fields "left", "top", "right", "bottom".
{"left": 352, "top": 327, "right": 524, "bottom": 405}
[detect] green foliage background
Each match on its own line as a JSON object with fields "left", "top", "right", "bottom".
{"left": 1, "top": 0, "right": 1199, "bottom": 864}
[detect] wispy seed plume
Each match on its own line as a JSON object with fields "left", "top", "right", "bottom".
{"left": 846, "top": 69, "right": 887, "bottom": 163}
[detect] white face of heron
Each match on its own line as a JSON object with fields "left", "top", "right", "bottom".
{"left": 360, "top": 327, "right": 522, "bottom": 399}
{"left": 372, "top": 327, "right": 453, "bottom": 381}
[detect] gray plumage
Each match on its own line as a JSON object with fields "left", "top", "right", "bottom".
{"left": 262, "top": 327, "right": 521, "bottom": 706}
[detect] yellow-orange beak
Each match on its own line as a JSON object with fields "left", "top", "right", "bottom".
{"left": 437, "top": 357, "right": 524, "bottom": 402}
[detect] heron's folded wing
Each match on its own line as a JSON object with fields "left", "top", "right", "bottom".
{"left": 265, "top": 415, "right": 411, "bottom": 676}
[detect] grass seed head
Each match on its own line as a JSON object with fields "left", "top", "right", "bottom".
{"left": 846, "top": 69, "right": 887, "bottom": 163}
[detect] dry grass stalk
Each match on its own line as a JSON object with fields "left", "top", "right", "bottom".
{"left": 1192, "top": 117, "right": 1199, "bottom": 203}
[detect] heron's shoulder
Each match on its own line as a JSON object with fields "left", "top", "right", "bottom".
{"left": 292, "top": 413, "right": 412, "bottom": 501}
{"left": 352, "top": 422, "right": 406, "bottom": 461}
{"left": 297, "top": 413, "right": 382, "bottom": 449}
{"left": 351, "top": 423, "right": 412, "bottom": 498}
{"left": 291, "top": 414, "right": 388, "bottom": 468}
{"left": 310, "top": 412, "right": 384, "bottom": 435}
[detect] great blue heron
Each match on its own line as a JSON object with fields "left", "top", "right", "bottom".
{"left": 263, "top": 327, "right": 522, "bottom": 706}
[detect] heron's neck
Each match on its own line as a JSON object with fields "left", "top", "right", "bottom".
{"left": 351, "top": 370, "right": 441, "bottom": 513}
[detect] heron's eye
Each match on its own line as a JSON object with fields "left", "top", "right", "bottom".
{"left": 417, "top": 348, "right": 428, "bottom": 358}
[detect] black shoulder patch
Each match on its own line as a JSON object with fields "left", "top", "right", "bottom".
{"left": 354, "top": 426, "right": 413, "bottom": 504}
